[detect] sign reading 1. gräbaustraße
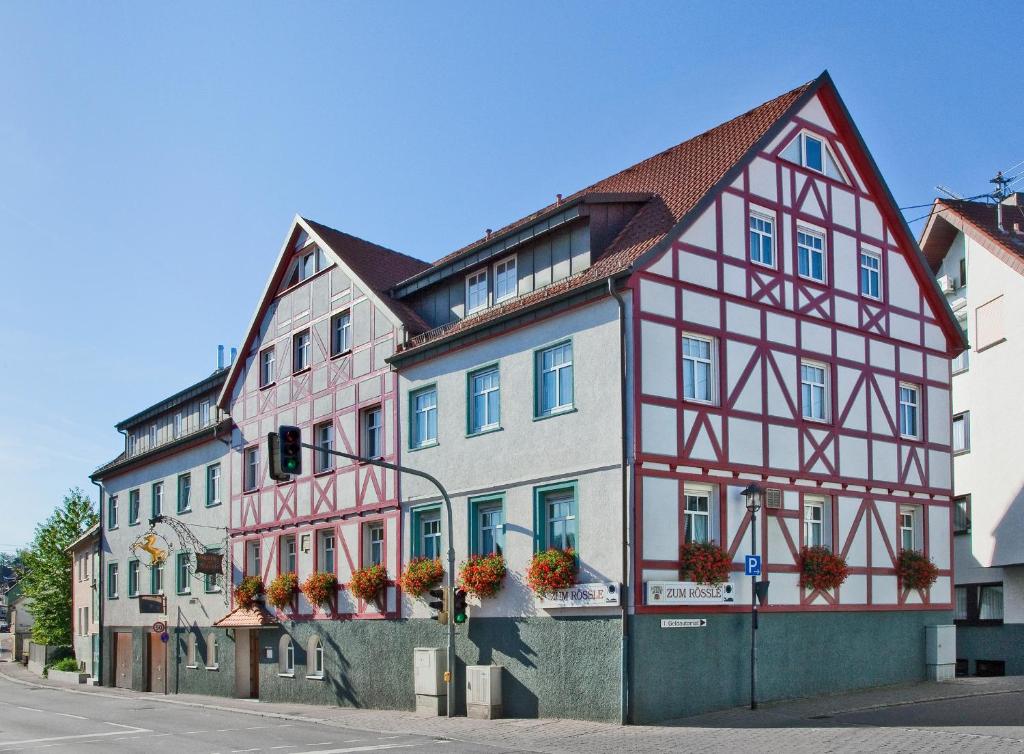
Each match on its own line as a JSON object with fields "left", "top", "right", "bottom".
{"left": 536, "top": 582, "right": 621, "bottom": 609}
{"left": 646, "top": 581, "right": 735, "bottom": 605}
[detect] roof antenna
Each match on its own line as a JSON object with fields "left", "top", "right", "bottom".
{"left": 936, "top": 185, "right": 962, "bottom": 200}
{"left": 992, "top": 171, "right": 1011, "bottom": 232}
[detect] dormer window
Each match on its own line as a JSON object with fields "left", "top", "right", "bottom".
{"left": 286, "top": 246, "right": 327, "bottom": 287}
{"left": 802, "top": 133, "right": 823, "bottom": 172}
{"left": 494, "top": 256, "right": 517, "bottom": 303}
{"left": 466, "top": 269, "right": 488, "bottom": 314}
{"left": 781, "top": 130, "right": 847, "bottom": 182}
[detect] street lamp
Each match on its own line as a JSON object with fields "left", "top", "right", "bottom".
{"left": 741, "top": 482, "right": 764, "bottom": 711}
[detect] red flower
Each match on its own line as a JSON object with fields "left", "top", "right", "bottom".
{"left": 266, "top": 572, "right": 298, "bottom": 609}
{"left": 679, "top": 542, "right": 732, "bottom": 585}
{"left": 349, "top": 564, "right": 388, "bottom": 601}
{"left": 234, "top": 576, "right": 264, "bottom": 608}
{"left": 458, "top": 553, "right": 506, "bottom": 598}
{"left": 896, "top": 549, "right": 939, "bottom": 590}
{"left": 301, "top": 571, "right": 338, "bottom": 607}
{"left": 527, "top": 549, "right": 577, "bottom": 596}
{"left": 798, "top": 546, "right": 849, "bottom": 591}
{"left": 400, "top": 558, "right": 444, "bottom": 597}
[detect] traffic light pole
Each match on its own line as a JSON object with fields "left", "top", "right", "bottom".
{"left": 299, "top": 442, "right": 457, "bottom": 718}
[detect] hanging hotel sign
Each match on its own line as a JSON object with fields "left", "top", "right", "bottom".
{"left": 195, "top": 551, "right": 223, "bottom": 575}
{"left": 536, "top": 582, "right": 621, "bottom": 609}
{"left": 646, "top": 581, "right": 735, "bottom": 605}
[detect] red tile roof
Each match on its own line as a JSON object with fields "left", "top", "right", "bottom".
{"left": 396, "top": 76, "right": 818, "bottom": 354}
{"left": 920, "top": 198, "right": 1024, "bottom": 275}
{"left": 213, "top": 604, "right": 279, "bottom": 628}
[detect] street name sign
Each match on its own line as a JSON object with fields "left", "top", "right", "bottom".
{"left": 744, "top": 555, "right": 762, "bottom": 577}
{"left": 536, "top": 582, "right": 621, "bottom": 609}
{"left": 661, "top": 618, "right": 707, "bottom": 628}
{"left": 646, "top": 580, "right": 735, "bottom": 605}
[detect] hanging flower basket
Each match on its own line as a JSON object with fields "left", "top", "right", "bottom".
{"left": 527, "top": 548, "right": 577, "bottom": 596}
{"left": 400, "top": 557, "right": 444, "bottom": 597}
{"left": 896, "top": 549, "right": 939, "bottom": 590}
{"left": 349, "top": 564, "right": 389, "bottom": 601}
{"left": 234, "top": 576, "right": 264, "bottom": 609}
{"left": 679, "top": 542, "right": 732, "bottom": 586}
{"left": 266, "top": 572, "right": 299, "bottom": 609}
{"left": 301, "top": 571, "right": 338, "bottom": 607}
{"left": 798, "top": 546, "right": 849, "bottom": 591}
{"left": 458, "top": 553, "right": 506, "bottom": 598}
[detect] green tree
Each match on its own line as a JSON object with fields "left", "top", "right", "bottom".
{"left": 20, "top": 488, "right": 98, "bottom": 645}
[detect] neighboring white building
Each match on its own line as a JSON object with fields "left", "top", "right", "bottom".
{"left": 921, "top": 193, "right": 1024, "bottom": 675}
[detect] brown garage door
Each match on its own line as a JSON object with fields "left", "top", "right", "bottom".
{"left": 147, "top": 632, "right": 165, "bottom": 692}
{"left": 115, "top": 632, "right": 132, "bottom": 689}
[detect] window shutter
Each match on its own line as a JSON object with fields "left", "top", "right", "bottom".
{"left": 765, "top": 488, "right": 783, "bottom": 510}
{"left": 975, "top": 295, "right": 1005, "bottom": 350}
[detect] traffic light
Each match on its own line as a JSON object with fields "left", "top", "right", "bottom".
{"left": 279, "top": 425, "right": 302, "bottom": 475}
{"left": 452, "top": 588, "right": 468, "bottom": 625}
{"left": 428, "top": 586, "right": 448, "bottom": 624}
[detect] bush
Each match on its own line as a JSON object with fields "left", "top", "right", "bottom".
{"left": 526, "top": 549, "right": 577, "bottom": 596}
{"left": 400, "top": 558, "right": 444, "bottom": 597}
{"left": 266, "top": 572, "right": 299, "bottom": 609}
{"left": 896, "top": 549, "right": 939, "bottom": 590}
{"left": 349, "top": 564, "right": 388, "bottom": 601}
{"left": 50, "top": 656, "right": 80, "bottom": 673}
{"left": 798, "top": 546, "right": 849, "bottom": 591}
{"left": 301, "top": 572, "right": 338, "bottom": 607}
{"left": 234, "top": 576, "right": 264, "bottom": 609}
{"left": 679, "top": 542, "right": 732, "bottom": 586}
{"left": 458, "top": 553, "right": 506, "bottom": 598}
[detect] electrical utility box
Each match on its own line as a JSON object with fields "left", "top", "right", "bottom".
{"left": 466, "top": 665, "right": 503, "bottom": 719}
{"left": 414, "top": 647, "right": 446, "bottom": 716}
{"left": 925, "top": 624, "right": 955, "bottom": 681}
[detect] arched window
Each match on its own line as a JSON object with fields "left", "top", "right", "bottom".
{"left": 306, "top": 636, "right": 324, "bottom": 679}
{"left": 206, "top": 633, "right": 218, "bottom": 669}
{"left": 186, "top": 633, "right": 197, "bottom": 667}
{"left": 279, "top": 635, "right": 294, "bottom": 675}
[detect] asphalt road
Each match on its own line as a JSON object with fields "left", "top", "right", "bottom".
{"left": 0, "top": 675, "right": 501, "bottom": 754}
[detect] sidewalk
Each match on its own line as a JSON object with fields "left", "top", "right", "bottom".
{"left": 2, "top": 660, "right": 1022, "bottom": 753}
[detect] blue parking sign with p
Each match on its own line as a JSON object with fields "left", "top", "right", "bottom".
{"left": 744, "top": 555, "right": 761, "bottom": 576}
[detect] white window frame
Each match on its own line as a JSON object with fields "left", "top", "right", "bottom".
{"left": 899, "top": 383, "right": 920, "bottom": 439}
{"left": 247, "top": 540, "right": 261, "bottom": 578}
{"left": 149, "top": 423, "right": 157, "bottom": 449}
{"left": 128, "top": 560, "right": 140, "bottom": 597}
{"left": 860, "top": 250, "right": 882, "bottom": 300}
{"left": 244, "top": 447, "right": 259, "bottom": 491}
{"left": 420, "top": 510, "right": 442, "bottom": 560}
{"left": 681, "top": 333, "right": 715, "bottom": 404}
{"left": 682, "top": 487, "right": 712, "bottom": 545}
{"left": 318, "top": 529, "right": 336, "bottom": 574}
{"left": 199, "top": 400, "right": 211, "bottom": 427}
{"left": 331, "top": 310, "right": 352, "bottom": 356}
{"left": 800, "top": 361, "right": 829, "bottom": 422}
{"left": 536, "top": 342, "right": 574, "bottom": 417}
{"left": 177, "top": 473, "right": 191, "bottom": 513}
{"left": 476, "top": 502, "right": 504, "bottom": 556}
{"left": 260, "top": 348, "right": 275, "bottom": 386}
{"left": 365, "top": 523, "right": 384, "bottom": 567}
{"left": 953, "top": 412, "right": 970, "bottom": 453}
{"left": 493, "top": 255, "right": 517, "bottom": 303}
{"left": 206, "top": 463, "right": 221, "bottom": 506}
{"left": 465, "top": 269, "right": 489, "bottom": 314}
{"left": 307, "top": 636, "right": 325, "bottom": 679}
{"left": 899, "top": 507, "right": 916, "bottom": 552}
{"left": 362, "top": 406, "right": 383, "bottom": 460}
{"left": 281, "top": 535, "right": 297, "bottom": 574}
{"left": 748, "top": 213, "right": 775, "bottom": 268}
{"left": 293, "top": 330, "right": 311, "bottom": 373}
{"left": 801, "top": 132, "right": 824, "bottom": 173}
{"left": 804, "top": 498, "right": 825, "bottom": 548}
{"left": 411, "top": 387, "right": 438, "bottom": 448}
{"left": 173, "top": 413, "right": 182, "bottom": 439}
{"left": 797, "top": 228, "right": 826, "bottom": 284}
{"left": 315, "top": 421, "right": 334, "bottom": 473}
{"left": 469, "top": 367, "right": 501, "bottom": 433}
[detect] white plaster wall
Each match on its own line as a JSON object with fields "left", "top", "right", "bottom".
{"left": 398, "top": 297, "right": 626, "bottom": 618}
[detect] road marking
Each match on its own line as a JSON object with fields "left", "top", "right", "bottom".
{"left": 270, "top": 747, "right": 298, "bottom": 751}
{"left": 230, "top": 749, "right": 260, "bottom": 753}
{"left": 15, "top": 705, "right": 44, "bottom": 712}
{"left": 0, "top": 728, "right": 153, "bottom": 747}
{"left": 103, "top": 721, "right": 146, "bottom": 729}
{"left": 291, "top": 746, "right": 415, "bottom": 754}
{"left": 55, "top": 712, "right": 88, "bottom": 720}
{"left": 183, "top": 730, "right": 208, "bottom": 734}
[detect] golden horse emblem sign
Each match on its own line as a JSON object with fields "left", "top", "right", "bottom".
{"left": 132, "top": 532, "right": 168, "bottom": 565}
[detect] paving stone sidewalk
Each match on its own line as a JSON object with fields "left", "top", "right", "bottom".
{"left": 2, "top": 661, "right": 1022, "bottom": 753}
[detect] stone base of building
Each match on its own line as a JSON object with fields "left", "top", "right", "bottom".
{"left": 628, "top": 609, "right": 953, "bottom": 724}
{"left": 956, "top": 623, "right": 1024, "bottom": 676}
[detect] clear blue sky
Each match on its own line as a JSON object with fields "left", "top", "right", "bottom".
{"left": 0, "top": 2, "right": 1017, "bottom": 552}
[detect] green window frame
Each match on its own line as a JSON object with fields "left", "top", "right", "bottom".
{"left": 177, "top": 473, "right": 192, "bottom": 513}
{"left": 467, "top": 364, "right": 501, "bottom": 435}
{"left": 127, "top": 559, "right": 140, "bottom": 597}
{"left": 128, "top": 489, "right": 140, "bottom": 525}
{"left": 469, "top": 494, "right": 505, "bottom": 556}
{"left": 534, "top": 340, "right": 574, "bottom": 418}
{"left": 409, "top": 384, "right": 439, "bottom": 449}
{"left": 532, "top": 481, "right": 579, "bottom": 553}
{"left": 204, "top": 549, "right": 222, "bottom": 593}
{"left": 107, "top": 495, "right": 118, "bottom": 530}
{"left": 151, "top": 482, "right": 163, "bottom": 518}
{"left": 107, "top": 562, "right": 119, "bottom": 599}
{"left": 206, "top": 463, "right": 221, "bottom": 507}
{"left": 176, "top": 552, "right": 191, "bottom": 594}
{"left": 151, "top": 561, "right": 164, "bottom": 595}
{"left": 410, "top": 505, "right": 442, "bottom": 559}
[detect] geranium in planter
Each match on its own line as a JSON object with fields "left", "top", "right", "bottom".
{"left": 798, "top": 546, "right": 849, "bottom": 591}
{"left": 400, "top": 557, "right": 444, "bottom": 597}
{"left": 266, "top": 572, "right": 299, "bottom": 610}
{"left": 234, "top": 575, "right": 264, "bottom": 609}
{"left": 458, "top": 553, "right": 506, "bottom": 598}
{"left": 896, "top": 549, "right": 939, "bottom": 590}
{"left": 527, "top": 548, "right": 577, "bottom": 597}
{"left": 301, "top": 571, "right": 338, "bottom": 608}
{"left": 678, "top": 541, "right": 732, "bottom": 586}
{"left": 349, "top": 564, "right": 388, "bottom": 601}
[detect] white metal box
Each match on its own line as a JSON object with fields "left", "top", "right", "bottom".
{"left": 414, "top": 647, "right": 446, "bottom": 696}
{"left": 466, "top": 664, "right": 502, "bottom": 719}
{"left": 925, "top": 624, "right": 955, "bottom": 681}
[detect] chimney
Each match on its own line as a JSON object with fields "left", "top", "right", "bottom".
{"left": 217, "top": 345, "right": 224, "bottom": 370}
{"left": 556, "top": 193, "right": 563, "bottom": 205}
{"left": 229, "top": 347, "right": 237, "bottom": 366}
{"left": 485, "top": 229, "right": 492, "bottom": 239}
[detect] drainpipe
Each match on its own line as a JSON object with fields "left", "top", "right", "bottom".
{"left": 607, "top": 277, "right": 632, "bottom": 725}
{"left": 92, "top": 478, "right": 105, "bottom": 686}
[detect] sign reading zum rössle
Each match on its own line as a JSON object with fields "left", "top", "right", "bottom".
{"left": 646, "top": 581, "right": 735, "bottom": 605}
{"left": 536, "top": 582, "right": 621, "bottom": 608}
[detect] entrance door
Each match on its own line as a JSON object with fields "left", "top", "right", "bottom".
{"left": 114, "top": 632, "right": 132, "bottom": 689}
{"left": 248, "top": 631, "right": 260, "bottom": 698}
{"left": 147, "top": 632, "right": 165, "bottom": 692}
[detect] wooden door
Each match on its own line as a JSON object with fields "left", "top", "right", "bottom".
{"left": 147, "top": 632, "right": 165, "bottom": 693}
{"left": 114, "top": 632, "right": 132, "bottom": 689}
{"left": 248, "top": 631, "right": 259, "bottom": 698}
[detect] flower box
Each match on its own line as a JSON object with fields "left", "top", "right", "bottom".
{"left": 678, "top": 542, "right": 732, "bottom": 586}
{"left": 266, "top": 572, "right": 299, "bottom": 609}
{"left": 349, "top": 564, "right": 388, "bottom": 602}
{"left": 458, "top": 553, "right": 506, "bottom": 598}
{"left": 234, "top": 576, "right": 264, "bottom": 609}
{"left": 301, "top": 572, "right": 338, "bottom": 607}
{"left": 527, "top": 548, "right": 577, "bottom": 597}
{"left": 798, "top": 546, "right": 849, "bottom": 591}
{"left": 401, "top": 557, "right": 444, "bottom": 597}
{"left": 896, "top": 549, "right": 939, "bottom": 590}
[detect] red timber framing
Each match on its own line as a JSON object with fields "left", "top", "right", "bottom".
{"left": 222, "top": 218, "right": 412, "bottom": 620}
{"left": 629, "top": 88, "right": 957, "bottom": 615}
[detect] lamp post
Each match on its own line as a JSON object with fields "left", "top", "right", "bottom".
{"left": 741, "top": 482, "right": 764, "bottom": 711}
